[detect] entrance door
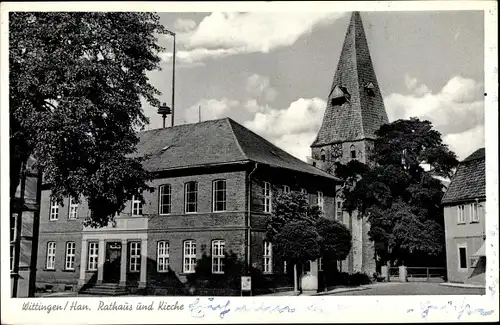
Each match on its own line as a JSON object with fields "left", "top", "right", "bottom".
{"left": 103, "top": 242, "right": 122, "bottom": 283}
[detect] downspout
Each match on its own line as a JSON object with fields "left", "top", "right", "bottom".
{"left": 246, "top": 163, "right": 258, "bottom": 275}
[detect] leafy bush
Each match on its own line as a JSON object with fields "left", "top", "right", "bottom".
{"left": 324, "top": 271, "right": 372, "bottom": 287}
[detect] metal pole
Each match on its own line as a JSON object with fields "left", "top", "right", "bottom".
{"left": 171, "top": 34, "right": 176, "bottom": 127}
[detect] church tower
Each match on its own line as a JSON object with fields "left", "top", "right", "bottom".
{"left": 310, "top": 12, "right": 389, "bottom": 275}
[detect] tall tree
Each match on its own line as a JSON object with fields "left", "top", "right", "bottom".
{"left": 335, "top": 118, "right": 459, "bottom": 266}
{"left": 10, "top": 12, "right": 167, "bottom": 227}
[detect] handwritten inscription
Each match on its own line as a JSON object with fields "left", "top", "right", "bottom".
{"left": 188, "top": 297, "right": 304, "bottom": 319}
{"left": 407, "top": 299, "right": 495, "bottom": 320}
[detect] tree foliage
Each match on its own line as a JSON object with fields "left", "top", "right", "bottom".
{"left": 10, "top": 12, "right": 167, "bottom": 227}
{"left": 335, "top": 118, "right": 459, "bottom": 266}
{"left": 266, "top": 191, "right": 352, "bottom": 267}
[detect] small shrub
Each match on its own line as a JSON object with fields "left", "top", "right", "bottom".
{"left": 348, "top": 272, "right": 372, "bottom": 286}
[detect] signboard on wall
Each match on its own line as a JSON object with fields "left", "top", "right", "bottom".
{"left": 241, "top": 276, "right": 251, "bottom": 291}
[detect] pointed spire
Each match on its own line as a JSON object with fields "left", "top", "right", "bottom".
{"left": 312, "top": 11, "right": 389, "bottom": 147}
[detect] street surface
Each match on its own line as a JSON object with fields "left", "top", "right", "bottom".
{"left": 326, "top": 282, "right": 485, "bottom": 295}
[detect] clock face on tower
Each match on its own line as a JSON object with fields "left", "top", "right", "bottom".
{"left": 331, "top": 143, "right": 343, "bottom": 159}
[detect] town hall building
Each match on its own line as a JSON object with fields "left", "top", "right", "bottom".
{"left": 35, "top": 118, "right": 341, "bottom": 294}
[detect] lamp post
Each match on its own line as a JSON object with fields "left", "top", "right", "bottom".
{"left": 165, "top": 29, "right": 176, "bottom": 127}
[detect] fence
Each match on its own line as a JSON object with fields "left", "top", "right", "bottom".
{"left": 386, "top": 266, "right": 446, "bottom": 283}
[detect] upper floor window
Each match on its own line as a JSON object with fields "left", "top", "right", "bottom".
{"left": 336, "top": 200, "right": 343, "bottom": 220}
{"left": 183, "top": 240, "right": 197, "bottom": 273}
{"left": 46, "top": 242, "right": 56, "bottom": 270}
{"left": 212, "top": 240, "right": 225, "bottom": 274}
{"left": 129, "top": 242, "right": 141, "bottom": 272}
{"left": 10, "top": 214, "right": 16, "bottom": 243}
{"left": 159, "top": 184, "right": 172, "bottom": 215}
{"left": 157, "top": 241, "right": 169, "bottom": 272}
{"left": 49, "top": 199, "right": 59, "bottom": 221}
{"left": 317, "top": 191, "right": 324, "bottom": 211}
{"left": 65, "top": 242, "right": 76, "bottom": 270}
{"left": 470, "top": 203, "right": 479, "bottom": 223}
{"left": 320, "top": 149, "right": 326, "bottom": 162}
{"left": 457, "top": 205, "right": 466, "bottom": 224}
{"left": 185, "top": 182, "right": 198, "bottom": 213}
{"left": 213, "top": 180, "right": 227, "bottom": 212}
{"left": 263, "top": 182, "right": 272, "bottom": 213}
{"left": 132, "top": 195, "right": 143, "bottom": 216}
{"left": 300, "top": 188, "right": 307, "bottom": 195}
{"left": 68, "top": 197, "right": 78, "bottom": 220}
{"left": 263, "top": 241, "right": 273, "bottom": 274}
{"left": 350, "top": 145, "right": 356, "bottom": 159}
{"left": 283, "top": 185, "right": 290, "bottom": 194}
{"left": 10, "top": 245, "right": 14, "bottom": 272}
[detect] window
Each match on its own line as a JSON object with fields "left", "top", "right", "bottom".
{"left": 283, "top": 185, "right": 290, "bottom": 194}
{"left": 470, "top": 203, "right": 479, "bottom": 223}
{"left": 10, "top": 214, "right": 16, "bottom": 242}
{"left": 212, "top": 240, "right": 225, "bottom": 274}
{"left": 283, "top": 261, "right": 287, "bottom": 274}
{"left": 336, "top": 200, "right": 343, "bottom": 220}
{"left": 132, "top": 195, "right": 143, "bottom": 216}
{"left": 457, "top": 205, "right": 466, "bottom": 224}
{"left": 68, "top": 197, "right": 78, "bottom": 220}
{"left": 46, "top": 242, "right": 56, "bottom": 270}
{"left": 87, "top": 242, "right": 99, "bottom": 271}
{"left": 318, "top": 257, "right": 323, "bottom": 272}
{"left": 49, "top": 199, "right": 59, "bottom": 221}
{"left": 157, "top": 241, "right": 169, "bottom": 272}
{"left": 129, "top": 242, "right": 141, "bottom": 272}
{"left": 185, "top": 182, "right": 198, "bottom": 213}
{"left": 10, "top": 245, "right": 14, "bottom": 272}
{"left": 301, "top": 188, "right": 307, "bottom": 195}
{"left": 320, "top": 149, "right": 326, "bottom": 162}
{"left": 213, "top": 180, "right": 227, "bottom": 212}
{"left": 159, "top": 185, "right": 172, "bottom": 215}
{"left": 317, "top": 191, "right": 324, "bottom": 211}
{"left": 65, "top": 242, "right": 76, "bottom": 270}
{"left": 183, "top": 240, "right": 197, "bottom": 273}
{"left": 263, "top": 182, "right": 272, "bottom": 213}
{"left": 458, "top": 245, "right": 467, "bottom": 270}
{"left": 350, "top": 145, "right": 356, "bottom": 159}
{"left": 263, "top": 241, "right": 272, "bottom": 274}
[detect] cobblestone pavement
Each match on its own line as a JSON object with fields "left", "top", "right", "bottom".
{"left": 325, "top": 282, "right": 485, "bottom": 295}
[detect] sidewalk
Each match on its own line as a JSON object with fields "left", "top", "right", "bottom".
{"left": 261, "top": 286, "right": 368, "bottom": 296}
{"left": 439, "top": 282, "right": 485, "bottom": 289}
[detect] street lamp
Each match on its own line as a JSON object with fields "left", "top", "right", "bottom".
{"left": 165, "top": 29, "right": 176, "bottom": 127}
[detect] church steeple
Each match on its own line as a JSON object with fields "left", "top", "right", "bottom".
{"left": 311, "top": 11, "right": 388, "bottom": 148}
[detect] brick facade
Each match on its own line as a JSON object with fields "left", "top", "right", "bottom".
{"left": 36, "top": 164, "right": 338, "bottom": 292}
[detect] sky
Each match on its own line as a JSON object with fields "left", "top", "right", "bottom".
{"left": 141, "top": 10, "right": 485, "bottom": 161}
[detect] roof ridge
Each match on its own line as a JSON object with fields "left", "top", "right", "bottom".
{"left": 138, "top": 117, "right": 228, "bottom": 135}
{"left": 351, "top": 12, "right": 365, "bottom": 139}
{"left": 225, "top": 118, "right": 249, "bottom": 160}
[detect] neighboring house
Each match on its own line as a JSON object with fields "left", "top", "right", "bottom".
{"left": 442, "top": 148, "right": 486, "bottom": 286}
{"left": 308, "top": 11, "right": 389, "bottom": 275}
{"left": 10, "top": 156, "right": 42, "bottom": 297}
{"left": 35, "top": 118, "right": 341, "bottom": 294}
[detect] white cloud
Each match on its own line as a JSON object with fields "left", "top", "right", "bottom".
{"left": 444, "top": 124, "right": 485, "bottom": 161}
{"left": 243, "top": 98, "right": 326, "bottom": 161}
{"left": 184, "top": 98, "right": 239, "bottom": 123}
{"left": 163, "top": 12, "right": 345, "bottom": 65}
{"left": 246, "top": 74, "right": 278, "bottom": 102}
{"left": 173, "top": 18, "right": 197, "bottom": 33}
{"left": 385, "top": 75, "right": 485, "bottom": 160}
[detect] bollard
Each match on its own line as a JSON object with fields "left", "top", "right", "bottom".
{"left": 381, "top": 266, "right": 389, "bottom": 282}
{"left": 399, "top": 265, "right": 407, "bottom": 282}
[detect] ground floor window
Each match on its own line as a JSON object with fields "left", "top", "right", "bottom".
{"left": 129, "top": 242, "right": 141, "bottom": 272}
{"left": 46, "top": 242, "right": 56, "bottom": 270}
{"left": 157, "top": 241, "right": 169, "bottom": 272}
{"left": 88, "top": 242, "right": 99, "bottom": 271}
{"left": 458, "top": 245, "right": 468, "bottom": 270}
{"left": 263, "top": 241, "right": 272, "bottom": 273}
{"left": 65, "top": 242, "right": 76, "bottom": 270}
{"left": 183, "top": 240, "right": 196, "bottom": 273}
{"left": 212, "top": 240, "right": 225, "bottom": 274}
